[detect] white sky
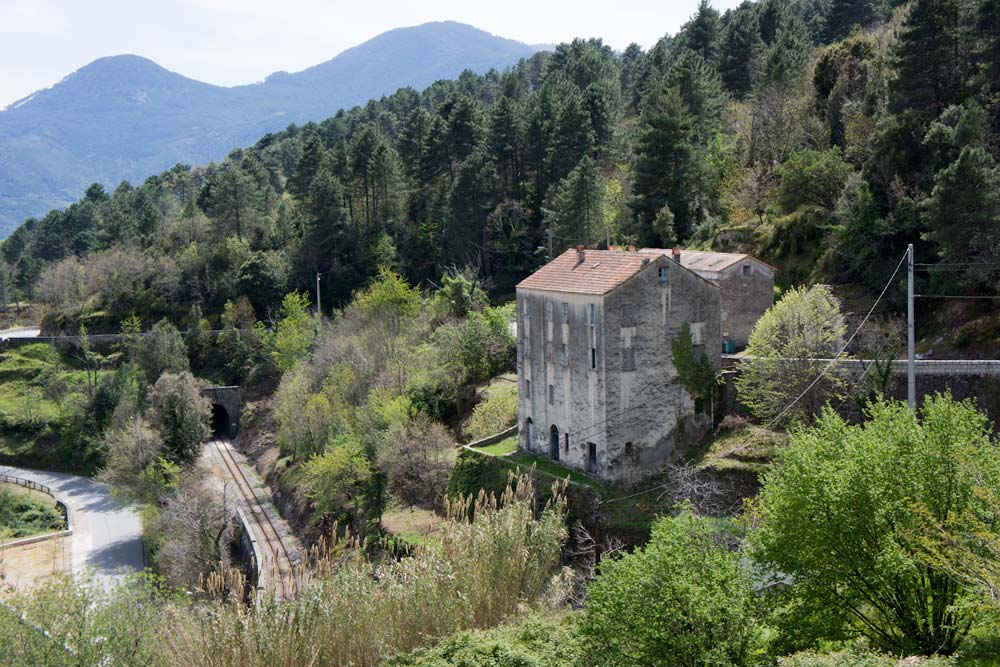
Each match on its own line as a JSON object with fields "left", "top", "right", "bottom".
{"left": 0, "top": 0, "right": 744, "bottom": 108}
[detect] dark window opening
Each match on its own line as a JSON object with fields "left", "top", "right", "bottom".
{"left": 590, "top": 347, "right": 597, "bottom": 370}
{"left": 564, "top": 433, "right": 569, "bottom": 453}
{"left": 587, "top": 442, "right": 597, "bottom": 472}
{"left": 550, "top": 425, "right": 560, "bottom": 462}
{"left": 742, "top": 264, "right": 751, "bottom": 277}
{"left": 624, "top": 441, "right": 633, "bottom": 458}
{"left": 658, "top": 267, "right": 669, "bottom": 283}
{"left": 548, "top": 384, "right": 555, "bottom": 403}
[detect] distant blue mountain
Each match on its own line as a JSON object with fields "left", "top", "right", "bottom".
{"left": 0, "top": 22, "right": 543, "bottom": 236}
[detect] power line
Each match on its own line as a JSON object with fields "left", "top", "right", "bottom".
{"left": 915, "top": 294, "right": 1000, "bottom": 300}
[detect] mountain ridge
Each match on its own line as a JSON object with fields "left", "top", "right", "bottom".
{"left": 0, "top": 21, "right": 545, "bottom": 236}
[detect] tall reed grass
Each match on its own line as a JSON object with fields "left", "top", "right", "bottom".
{"left": 162, "top": 474, "right": 567, "bottom": 667}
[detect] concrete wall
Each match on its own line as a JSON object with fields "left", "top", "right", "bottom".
{"left": 715, "top": 261, "right": 773, "bottom": 350}
{"left": 517, "top": 255, "right": 722, "bottom": 484}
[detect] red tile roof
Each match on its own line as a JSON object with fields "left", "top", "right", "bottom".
{"left": 516, "top": 249, "right": 657, "bottom": 295}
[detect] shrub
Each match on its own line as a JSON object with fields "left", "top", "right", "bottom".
{"left": 750, "top": 395, "right": 1000, "bottom": 655}
{"left": 148, "top": 371, "right": 211, "bottom": 463}
{"left": 778, "top": 646, "right": 955, "bottom": 667}
{"left": 162, "top": 476, "right": 568, "bottom": 667}
{"left": 464, "top": 384, "right": 518, "bottom": 442}
{"left": 581, "top": 508, "right": 764, "bottom": 667}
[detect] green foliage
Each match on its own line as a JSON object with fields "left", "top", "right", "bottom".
{"left": 736, "top": 285, "right": 849, "bottom": 423}
{"left": 133, "top": 319, "right": 190, "bottom": 384}
{"left": 446, "top": 449, "right": 508, "bottom": 500}
{"left": 775, "top": 148, "right": 852, "bottom": 213}
{"left": 671, "top": 322, "right": 718, "bottom": 409}
{"left": 581, "top": 508, "right": 765, "bottom": 667}
{"left": 147, "top": 371, "right": 211, "bottom": 464}
{"left": 465, "top": 384, "right": 518, "bottom": 442}
{"left": 385, "top": 613, "right": 583, "bottom": 667}
{"left": 750, "top": 395, "right": 1000, "bottom": 655}
{"left": 778, "top": 645, "right": 956, "bottom": 667}
{"left": 270, "top": 291, "right": 316, "bottom": 372}
{"left": 302, "top": 435, "right": 373, "bottom": 530}
{"left": 0, "top": 485, "right": 65, "bottom": 538}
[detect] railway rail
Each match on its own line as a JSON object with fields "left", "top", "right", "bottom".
{"left": 209, "top": 437, "right": 295, "bottom": 598}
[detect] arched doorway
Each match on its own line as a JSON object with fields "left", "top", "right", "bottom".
{"left": 549, "top": 425, "right": 560, "bottom": 462}
{"left": 211, "top": 404, "right": 231, "bottom": 438}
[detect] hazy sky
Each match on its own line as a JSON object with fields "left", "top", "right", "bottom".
{"left": 1, "top": 0, "right": 744, "bottom": 108}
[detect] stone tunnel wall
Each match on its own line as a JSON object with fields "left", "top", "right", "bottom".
{"left": 201, "top": 385, "right": 243, "bottom": 437}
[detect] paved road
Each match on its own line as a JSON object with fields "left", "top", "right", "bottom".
{"left": 0, "top": 327, "right": 40, "bottom": 340}
{"left": 0, "top": 465, "right": 143, "bottom": 582}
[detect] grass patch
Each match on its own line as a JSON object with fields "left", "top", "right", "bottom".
{"left": 381, "top": 505, "right": 446, "bottom": 548}
{"left": 507, "top": 451, "right": 603, "bottom": 489}
{"left": 698, "top": 422, "right": 787, "bottom": 474}
{"left": 475, "top": 436, "right": 517, "bottom": 457}
{"left": 0, "top": 484, "right": 65, "bottom": 538}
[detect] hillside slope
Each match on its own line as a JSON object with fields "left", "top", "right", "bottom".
{"left": 0, "top": 22, "right": 542, "bottom": 236}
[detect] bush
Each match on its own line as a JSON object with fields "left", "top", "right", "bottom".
{"left": 778, "top": 646, "right": 955, "bottom": 667}
{"left": 464, "top": 384, "right": 518, "bottom": 442}
{"left": 581, "top": 508, "right": 765, "bottom": 667}
{"left": 750, "top": 395, "right": 1000, "bottom": 655}
{"left": 0, "top": 486, "right": 64, "bottom": 537}
{"left": 148, "top": 371, "right": 211, "bottom": 463}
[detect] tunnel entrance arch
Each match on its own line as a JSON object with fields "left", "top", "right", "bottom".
{"left": 201, "top": 385, "right": 242, "bottom": 438}
{"left": 212, "top": 404, "right": 232, "bottom": 438}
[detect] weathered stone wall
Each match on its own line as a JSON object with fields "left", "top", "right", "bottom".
{"left": 715, "top": 262, "right": 773, "bottom": 350}
{"left": 517, "top": 255, "right": 722, "bottom": 485}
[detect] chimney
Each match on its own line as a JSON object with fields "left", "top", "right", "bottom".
{"left": 576, "top": 245, "right": 586, "bottom": 264}
{"left": 672, "top": 247, "right": 681, "bottom": 263}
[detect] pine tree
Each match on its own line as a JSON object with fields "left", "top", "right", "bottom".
{"left": 824, "top": 0, "right": 878, "bottom": 42}
{"left": 544, "top": 156, "right": 604, "bottom": 248}
{"left": 719, "top": 2, "right": 764, "bottom": 99}
{"left": 549, "top": 91, "right": 596, "bottom": 182}
{"left": 890, "top": 0, "right": 966, "bottom": 119}
{"left": 684, "top": 0, "right": 722, "bottom": 65}
{"left": 632, "top": 87, "right": 697, "bottom": 244}
{"left": 288, "top": 132, "right": 325, "bottom": 201}
{"left": 488, "top": 96, "right": 525, "bottom": 199}
{"left": 669, "top": 49, "right": 727, "bottom": 144}
{"left": 924, "top": 146, "right": 1000, "bottom": 277}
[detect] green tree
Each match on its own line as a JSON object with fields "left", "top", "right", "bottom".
{"left": 736, "top": 285, "right": 849, "bottom": 423}
{"left": 775, "top": 148, "right": 853, "bottom": 213}
{"left": 682, "top": 0, "right": 722, "bottom": 65}
{"left": 544, "top": 156, "right": 603, "bottom": 248}
{"left": 719, "top": 3, "right": 764, "bottom": 98}
{"left": 148, "top": 371, "right": 211, "bottom": 463}
{"left": 750, "top": 396, "right": 1000, "bottom": 655}
{"left": 924, "top": 146, "right": 1000, "bottom": 282}
{"left": 581, "top": 508, "right": 765, "bottom": 667}
{"left": 890, "top": 0, "right": 967, "bottom": 119}
{"left": 302, "top": 435, "right": 372, "bottom": 534}
{"left": 207, "top": 164, "right": 265, "bottom": 239}
{"left": 632, "top": 86, "right": 697, "bottom": 243}
{"left": 824, "top": 0, "right": 880, "bottom": 42}
{"left": 271, "top": 291, "right": 316, "bottom": 372}
{"left": 134, "top": 319, "right": 189, "bottom": 384}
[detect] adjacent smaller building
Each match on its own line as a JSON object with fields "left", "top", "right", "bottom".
{"left": 515, "top": 247, "right": 723, "bottom": 484}
{"left": 640, "top": 249, "right": 775, "bottom": 351}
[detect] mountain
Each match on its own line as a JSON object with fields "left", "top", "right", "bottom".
{"left": 0, "top": 22, "right": 543, "bottom": 236}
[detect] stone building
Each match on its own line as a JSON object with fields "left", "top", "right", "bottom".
{"left": 640, "top": 249, "right": 775, "bottom": 350}
{"left": 515, "top": 247, "right": 723, "bottom": 484}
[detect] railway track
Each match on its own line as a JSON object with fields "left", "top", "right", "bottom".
{"left": 209, "top": 437, "right": 295, "bottom": 598}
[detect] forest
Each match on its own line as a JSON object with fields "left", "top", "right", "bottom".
{"left": 1, "top": 0, "right": 1000, "bottom": 665}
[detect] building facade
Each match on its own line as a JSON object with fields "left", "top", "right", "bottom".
{"left": 515, "top": 247, "right": 722, "bottom": 484}
{"left": 641, "top": 249, "right": 775, "bottom": 350}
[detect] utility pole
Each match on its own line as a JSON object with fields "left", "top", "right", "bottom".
{"left": 547, "top": 229, "right": 554, "bottom": 262}
{"left": 907, "top": 243, "right": 915, "bottom": 409}
{"left": 315, "top": 272, "right": 322, "bottom": 318}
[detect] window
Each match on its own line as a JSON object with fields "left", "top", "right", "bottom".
{"left": 525, "top": 378, "right": 531, "bottom": 398}
{"left": 742, "top": 263, "right": 752, "bottom": 277}
{"left": 621, "top": 304, "right": 636, "bottom": 327}
{"left": 624, "top": 442, "right": 633, "bottom": 459}
{"left": 523, "top": 297, "right": 531, "bottom": 319}
{"left": 544, "top": 301, "right": 552, "bottom": 322}
{"left": 622, "top": 347, "right": 636, "bottom": 371}
{"left": 692, "top": 299, "right": 704, "bottom": 322}
{"left": 561, "top": 302, "right": 569, "bottom": 323}
{"left": 658, "top": 266, "right": 669, "bottom": 283}
{"left": 564, "top": 433, "right": 570, "bottom": 453}
{"left": 590, "top": 347, "right": 597, "bottom": 370}
{"left": 547, "top": 384, "right": 555, "bottom": 403}
{"left": 587, "top": 303, "right": 596, "bottom": 326}
{"left": 587, "top": 442, "right": 598, "bottom": 472}
{"left": 561, "top": 343, "right": 569, "bottom": 365}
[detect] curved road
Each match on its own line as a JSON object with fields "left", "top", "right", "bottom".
{"left": 0, "top": 465, "right": 143, "bottom": 582}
